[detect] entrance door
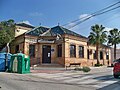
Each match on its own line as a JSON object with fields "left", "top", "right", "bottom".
{"left": 42, "top": 45, "right": 51, "bottom": 63}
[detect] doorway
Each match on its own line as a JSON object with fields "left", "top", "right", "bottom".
{"left": 42, "top": 45, "right": 51, "bottom": 63}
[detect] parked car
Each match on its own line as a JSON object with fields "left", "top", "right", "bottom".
{"left": 113, "top": 58, "right": 120, "bottom": 78}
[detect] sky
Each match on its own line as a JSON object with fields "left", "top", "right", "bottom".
{"left": 0, "top": 0, "right": 120, "bottom": 47}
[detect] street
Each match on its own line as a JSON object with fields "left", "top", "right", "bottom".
{"left": 0, "top": 67, "right": 120, "bottom": 90}
{"left": 0, "top": 72, "right": 92, "bottom": 90}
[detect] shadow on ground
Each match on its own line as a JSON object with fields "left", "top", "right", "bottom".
{"left": 97, "top": 81, "right": 120, "bottom": 90}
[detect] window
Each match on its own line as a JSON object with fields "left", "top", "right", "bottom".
{"left": 70, "top": 45, "right": 76, "bottom": 57}
{"left": 87, "top": 49, "right": 90, "bottom": 59}
{"left": 106, "top": 52, "right": 109, "bottom": 60}
{"left": 57, "top": 44, "right": 62, "bottom": 57}
{"left": 93, "top": 50, "right": 97, "bottom": 59}
{"left": 15, "top": 45, "right": 19, "bottom": 53}
{"left": 79, "top": 46, "right": 84, "bottom": 58}
{"left": 100, "top": 51, "right": 103, "bottom": 60}
{"left": 29, "top": 45, "right": 35, "bottom": 57}
{"left": 16, "top": 29, "right": 20, "bottom": 32}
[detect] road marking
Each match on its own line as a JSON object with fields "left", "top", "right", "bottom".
{"left": 31, "top": 71, "right": 119, "bottom": 89}
{"left": 77, "top": 79, "right": 98, "bottom": 84}
{"left": 93, "top": 80, "right": 118, "bottom": 88}
{"left": 63, "top": 75, "right": 94, "bottom": 83}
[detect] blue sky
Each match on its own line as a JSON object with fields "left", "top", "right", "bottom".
{"left": 0, "top": 0, "right": 120, "bottom": 38}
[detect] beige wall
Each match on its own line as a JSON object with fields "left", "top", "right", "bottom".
{"left": 10, "top": 34, "right": 111, "bottom": 66}
{"left": 64, "top": 37, "right": 88, "bottom": 66}
{"left": 10, "top": 35, "right": 25, "bottom": 53}
{"left": 88, "top": 45, "right": 111, "bottom": 66}
{"left": 111, "top": 48, "right": 120, "bottom": 61}
{"left": 15, "top": 26, "right": 32, "bottom": 37}
{"left": 64, "top": 35, "right": 111, "bottom": 66}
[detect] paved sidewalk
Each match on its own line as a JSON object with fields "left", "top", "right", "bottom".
{"left": 28, "top": 66, "right": 114, "bottom": 90}
{"left": 30, "top": 66, "right": 113, "bottom": 74}
{"left": 30, "top": 67, "right": 66, "bottom": 73}
{"left": 88, "top": 66, "right": 113, "bottom": 74}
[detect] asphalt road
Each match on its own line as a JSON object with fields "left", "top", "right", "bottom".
{"left": 0, "top": 67, "right": 120, "bottom": 90}
{"left": 0, "top": 72, "right": 94, "bottom": 90}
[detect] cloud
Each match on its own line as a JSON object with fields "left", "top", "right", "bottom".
{"left": 79, "top": 14, "right": 93, "bottom": 21}
{"left": 29, "top": 12, "right": 43, "bottom": 17}
{"left": 20, "top": 20, "right": 32, "bottom": 25}
{"left": 65, "top": 14, "right": 93, "bottom": 30}
{"left": 105, "top": 27, "right": 113, "bottom": 32}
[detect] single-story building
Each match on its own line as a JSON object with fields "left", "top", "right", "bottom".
{"left": 10, "top": 25, "right": 111, "bottom": 67}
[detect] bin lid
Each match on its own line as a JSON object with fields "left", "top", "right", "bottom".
{"left": 12, "top": 53, "right": 25, "bottom": 57}
{"left": 0, "top": 52, "right": 11, "bottom": 59}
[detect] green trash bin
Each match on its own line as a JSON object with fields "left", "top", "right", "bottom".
{"left": 10, "top": 53, "right": 30, "bottom": 74}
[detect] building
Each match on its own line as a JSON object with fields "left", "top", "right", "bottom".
{"left": 10, "top": 25, "right": 111, "bottom": 67}
{"left": 15, "top": 23, "right": 34, "bottom": 37}
{"left": 111, "top": 48, "right": 120, "bottom": 61}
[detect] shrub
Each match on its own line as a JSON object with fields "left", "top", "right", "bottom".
{"left": 82, "top": 66, "right": 91, "bottom": 72}
{"left": 94, "top": 64, "right": 103, "bottom": 67}
{"left": 74, "top": 67, "right": 82, "bottom": 71}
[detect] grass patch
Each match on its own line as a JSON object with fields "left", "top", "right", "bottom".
{"left": 74, "top": 66, "right": 91, "bottom": 72}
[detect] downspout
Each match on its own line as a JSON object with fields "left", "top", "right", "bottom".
{"left": 5, "top": 43, "right": 10, "bottom": 71}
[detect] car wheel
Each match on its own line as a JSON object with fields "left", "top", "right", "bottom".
{"left": 114, "top": 74, "right": 119, "bottom": 78}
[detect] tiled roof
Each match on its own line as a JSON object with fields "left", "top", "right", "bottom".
{"left": 16, "top": 23, "right": 35, "bottom": 28}
{"left": 25, "top": 26, "right": 50, "bottom": 36}
{"left": 25, "top": 25, "right": 87, "bottom": 39}
{"left": 50, "top": 26, "right": 87, "bottom": 39}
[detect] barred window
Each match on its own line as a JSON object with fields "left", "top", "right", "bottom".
{"left": 15, "top": 45, "right": 19, "bottom": 53}
{"left": 57, "top": 44, "right": 62, "bottom": 57}
{"left": 29, "top": 45, "right": 35, "bottom": 57}
{"left": 87, "top": 49, "right": 90, "bottom": 59}
{"left": 93, "top": 50, "right": 97, "bottom": 59}
{"left": 106, "top": 52, "right": 109, "bottom": 60}
{"left": 79, "top": 46, "right": 84, "bottom": 58}
{"left": 100, "top": 51, "right": 103, "bottom": 60}
{"left": 70, "top": 45, "right": 76, "bottom": 57}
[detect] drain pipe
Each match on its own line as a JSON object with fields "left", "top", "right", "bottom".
{"left": 5, "top": 43, "right": 10, "bottom": 71}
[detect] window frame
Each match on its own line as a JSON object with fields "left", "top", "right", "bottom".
{"left": 87, "top": 49, "right": 90, "bottom": 59}
{"left": 79, "top": 46, "right": 84, "bottom": 58}
{"left": 29, "top": 44, "right": 35, "bottom": 57}
{"left": 93, "top": 50, "right": 97, "bottom": 59}
{"left": 106, "top": 52, "right": 109, "bottom": 60}
{"left": 57, "top": 44, "right": 62, "bottom": 57}
{"left": 15, "top": 45, "right": 19, "bottom": 53}
{"left": 100, "top": 51, "right": 103, "bottom": 60}
{"left": 70, "top": 44, "right": 76, "bottom": 58}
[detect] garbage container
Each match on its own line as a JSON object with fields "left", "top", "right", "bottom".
{"left": 10, "top": 53, "right": 30, "bottom": 74}
{"left": 0, "top": 53, "right": 11, "bottom": 71}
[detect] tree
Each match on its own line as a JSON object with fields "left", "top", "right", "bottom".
{"left": 0, "top": 19, "right": 15, "bottom": 51}
{"left": 88, "top": 24, "right": 107, "bottom": 64}
{"left": 0, "top": 30, "right": 10, "bottom": 50}
{"left": 108, "top": 28, "right": 120, "bottom": 60}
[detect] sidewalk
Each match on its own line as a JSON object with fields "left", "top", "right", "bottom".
{"left": 88, "top": 66, "right": 113, "bottom": 74}
{"left": 30, "top": 66, "right": 113, "bottom": 74}
{"left": 28, "top": 66, "right": 113, "bottom": 84}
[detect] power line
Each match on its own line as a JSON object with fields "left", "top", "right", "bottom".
{"left": 68, "top": 5, "right": 120, "bottom": 29}
{"left": 63, "top": 1, "right": 120, "bottom": 26}
{"left": 62, "top": 1, "right": 120, "bottom": 28}
{"left": 75, "top": 11, "right": 120, "bottom": 32}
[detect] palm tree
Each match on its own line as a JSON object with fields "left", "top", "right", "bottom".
{"left": 108, "top": 28, "right": 120, "bottom": 60}
{"left": 88, "top": 24, "right": 107, "bottom": 64}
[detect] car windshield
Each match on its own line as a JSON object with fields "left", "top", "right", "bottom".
{"left": 113, "top": 59, "right": 120, "bottom": 63}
